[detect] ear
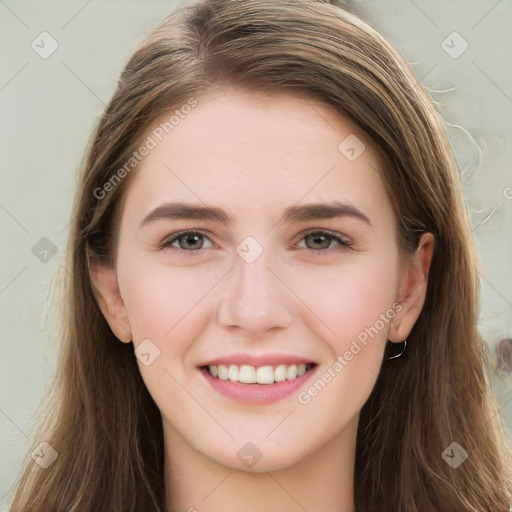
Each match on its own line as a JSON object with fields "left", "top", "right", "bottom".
{"left": 388, "top": 232, "right": 435, "bottom": 343}
{"left": 88, "top": 254, "right": 132, "bottom": 343}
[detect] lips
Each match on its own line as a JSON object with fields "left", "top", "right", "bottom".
{"left": 198, "top": 353, "right": 317, "bottom": 404}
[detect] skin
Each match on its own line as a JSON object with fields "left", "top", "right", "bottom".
{"left": 91, "top": 86, "right": 434, "bottom": 512}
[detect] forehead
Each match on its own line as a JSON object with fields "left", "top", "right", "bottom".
{"left": 120, "top": 87, "right": 393, "bottom": 228}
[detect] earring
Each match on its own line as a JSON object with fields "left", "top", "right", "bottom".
{"left": 386, "top": 339, "right": 407, "bottom": 360}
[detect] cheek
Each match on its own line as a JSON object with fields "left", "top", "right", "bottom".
{"left": 117, "top": 255, "right": 223, "bottom": 412}
{"left": 292, "top": 259, "right": 398, "bottom": 428}
{"left": 290, "top": 254, "right": 399, "bottom": 353}
{"left": 119, "top": 253, "right": 226, "bottom": 344}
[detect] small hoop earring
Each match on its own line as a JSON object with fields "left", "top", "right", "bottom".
{"left": 386, "top": 339, "right": 407, "bottom": 360}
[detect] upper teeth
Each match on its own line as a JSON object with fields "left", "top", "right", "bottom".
{"left": 208, "top": 363, "right": 310, "bottom": 384}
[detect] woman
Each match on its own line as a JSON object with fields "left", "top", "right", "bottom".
{"left": 11, "top": 0, "right": 512, "bottom": 510}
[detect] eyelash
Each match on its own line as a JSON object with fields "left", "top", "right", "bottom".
{"left": 159, "top": 229, "right": 354, "bottom": 257}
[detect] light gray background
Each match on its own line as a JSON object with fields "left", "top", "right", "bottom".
{"left": 1, "top": 0, "right": 511, "bottom": 507}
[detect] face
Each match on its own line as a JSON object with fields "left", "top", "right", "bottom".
{"left": 93, "top": 87, "right": 431, "bottom": 473}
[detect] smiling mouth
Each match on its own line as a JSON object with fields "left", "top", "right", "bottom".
{"left": 202, "top": 363, "right": 316, "bottom": 385}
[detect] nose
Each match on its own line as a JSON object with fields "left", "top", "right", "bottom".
{"left": 216, "top": 247, "right": 294, "bottom": 335}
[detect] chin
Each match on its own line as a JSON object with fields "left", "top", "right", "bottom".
{"left": 197, "top": 429, "right": 326, "bottom": 474}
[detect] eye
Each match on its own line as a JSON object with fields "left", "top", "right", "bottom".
{"left": 158, "top": 229, "right": 353, "bottom": 257}
{"left": 294, "top": 230, "right": 353, "bottom": 255}
{"left": 159, "top": 230, "right": 213, "bottom": 253}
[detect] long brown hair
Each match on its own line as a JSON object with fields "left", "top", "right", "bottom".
{"left": 11, "top": 0, "right": 512, "bottom": 510}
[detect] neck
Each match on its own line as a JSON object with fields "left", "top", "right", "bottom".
{"left": 164, "top": 417, "right": 357, "bottom": 512}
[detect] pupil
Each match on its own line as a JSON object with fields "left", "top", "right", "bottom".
{"left": 309, "top": 234, "right": 329, "bottom": 249}
{"left": 183, "top": 234, "right": 201, "bottom": 249}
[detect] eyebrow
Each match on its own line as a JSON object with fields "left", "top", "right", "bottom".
{"left": 139, "top": 201, "right": 373, "bottom": 229}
